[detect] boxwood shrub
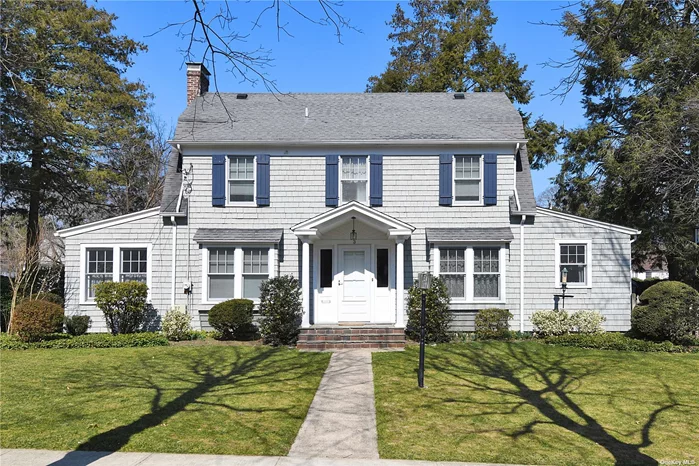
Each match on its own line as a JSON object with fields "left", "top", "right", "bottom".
{"left": 64, "top": 315, "right": 91, "bottom": 336}
{"left": 474, "top": 308, "right": 513, "bottom": 340}
{"left": 0, "top": 332, "right": 168, "bottom": 350}
{"left": 208, "top": 299, "right": 254, "bottom": 340}
{"left": 258, "top": 275, "right": 302, "bottom": 346}
{"left": 544, "top": 333, "right": 697, "bottom": 353}
{"left": 632, "top": 281, "right": 699, "bottom": 344}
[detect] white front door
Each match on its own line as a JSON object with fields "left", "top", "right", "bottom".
{"left": 338, "top": 246, "right": 371, "bottom": 322}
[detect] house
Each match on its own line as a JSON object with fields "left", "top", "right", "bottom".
{"left": 56, "top": 63, "right": 640, "bottom": 347}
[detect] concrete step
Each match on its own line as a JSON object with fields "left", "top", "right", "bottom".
{"left": 297, "top": 326, "right": 406, "bottom": 351}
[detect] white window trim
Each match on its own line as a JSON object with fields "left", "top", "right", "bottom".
{"left": 433, "top": 243, "right": 506, "bottom": 304}
{"left": 452, "top": 154, "right": 484, "bottom": 206}
{"left": 225, "top": 155, "right": 257, "bottom": 207}
{"left": 201, "top": 244, "right": 276, "bottom": 305}
{"left": 79, "top": 243, "right": 152, "bottom": 305}
{"left": 339, "top": 155, "right": 370, "bottom": 205}
{"left": 554, "top": 239, "right": 593, "bottom": 289}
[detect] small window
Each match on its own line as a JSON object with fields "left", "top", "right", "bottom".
{"left": 560, "top": 243, "right": 587, "bottom": 285}
{"left": 208, "top": 248, "right": 235, "bottom": 300}
{"left": 440, "top": 249, "right": 466, "bottom": 299}
{"left": 377, "top": 249, "right": 389, "bottom": 288}
{"left": 228, "top": 156, "right": 254, "bottom": 202}
{"left": 473, "top": 247, "right": 500, "bottom": 298}
{"left": 86, "top": 248, "right": 113, "bottom": 299}
{"left": 243, "top": 248, "right": 268, "bottom": 299}
{"left": 320, "top": 249, "right": 333, "bottom": 288}
{"left": 454, "top": 155, "right": 481, "bottom": 203}
{"left": 120, "top": 248, "right": 147, "bottom": 283}
{"left": 341, "top": 156, "right": 368, "bottom": 203}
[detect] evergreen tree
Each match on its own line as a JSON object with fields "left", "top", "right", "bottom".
{"left": 550, "top": 0, "right": 699, "bottom": 284}
{"left": 0, "top": 0, "right": 150, "bottom": 248}
{"left": 367, "top": 0, "right": 562, "bottom": 169}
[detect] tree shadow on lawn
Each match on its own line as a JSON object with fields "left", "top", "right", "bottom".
{"left": 429, "top": 343, "right": 692, "bottom": 466}
{"left": 49, "top": 347, "right": 321, "bottom": 465}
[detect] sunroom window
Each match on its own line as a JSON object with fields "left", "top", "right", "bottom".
{"left": 86, "top": 248, "right": 113, "bottom": 299}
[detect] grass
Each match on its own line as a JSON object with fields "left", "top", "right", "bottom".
{"left": 0, "top": 345, "right": 330, "bottom": 455}
{"left": 373, "top": 341, "right": 699, "bottom": 466}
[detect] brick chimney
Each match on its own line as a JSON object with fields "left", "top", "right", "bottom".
{"left": 186, "top": 62, "right": 210, "bottom": 105}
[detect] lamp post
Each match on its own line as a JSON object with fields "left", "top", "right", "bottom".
{"left": 418, "top": 272, "right": 432, "bottom": 388}
{"left": 561, "top": 267, "right": 568, "bottom": 310}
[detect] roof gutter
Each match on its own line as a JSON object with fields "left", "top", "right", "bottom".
{"left": 168, "top": 139, "right": 529, "bottom": 148}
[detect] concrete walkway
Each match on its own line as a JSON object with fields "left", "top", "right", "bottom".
{"left": 1, "top": 449, "right": 526, "bottom": 466}
{"left": 288, "top": 350, "right": 379, "bottom": 459}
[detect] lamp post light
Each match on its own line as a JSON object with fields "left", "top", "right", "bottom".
{"left": 418, "top": 272, "right": 432, "bottom": 389}
{"left": 561, "top": 267, "right": 568, "bottom": 310}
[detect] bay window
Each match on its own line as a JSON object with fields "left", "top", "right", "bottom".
{"left": 208, "top": 248, "right": 235, "bottom": 300}
{"left": 202, "top": 245, "right": 275, "bottom": 303}
{"left": 243, "top": 248, "right": 268, "bottom": 300}
{"left": 437, "top": 245, "right": 505, "bottom": 301}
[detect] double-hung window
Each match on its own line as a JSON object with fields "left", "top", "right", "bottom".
{"left": 121, "top": 248, "right": 147, "bottom": 283}
{"left": 454, "top": 155, "right": 481, "bottom": 203}
{"left": 473, "top": 247, "right": 500, "bottom": 298}
{"left": 438, "top": 246, "right": 504, "bottom": 301}
{"left": 440, "top": 249, "right": 467, "bottom": 299}
{"left": 558, "top": 242, "right": 589, "bottom": 286}
{"left": 208, "top": 248, "right": 236, "bottom": 300}
{"left": 228, "top": 156, "right": 255, "bottom": 203}
{"left": 341, "top": 156, "right": 368, "bottom": 203}
{"left": 243, "top": 248, "right": 268, "bottom": 300}
{"left": 86, "top": 249, "right": 113, "bottom": 299}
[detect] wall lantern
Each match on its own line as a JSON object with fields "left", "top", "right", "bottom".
{"left": 350, "top": 216, "right": 358, "bottom": 244}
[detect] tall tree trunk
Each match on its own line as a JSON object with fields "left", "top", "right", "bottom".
{"left": 26, "top": 146, "right": 43, "bottom": 256}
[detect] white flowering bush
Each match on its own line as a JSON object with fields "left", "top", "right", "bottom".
{"left": 570, "top": 310, "right": 606, "bottom": 334}
{"left": 531, "top": 310, "right": 572, "bottom": 336}
{"left": 161, "top": 308, "right": 191, "bottom": 341}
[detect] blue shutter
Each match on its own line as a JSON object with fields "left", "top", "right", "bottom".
{"left": 325, "top": 155, "right": 339, "bottom": 207}
{"left": 439, "top": 153, "right": 453, "bottom": 206}
{"left": 369, "top": 154, "right": 383, "bottom": 207}
{"left": 256, "top": 154, "right": 270, "bottom": 206}
{"left": 484, "top": 153, "right": 497, "bottom": 205}
{"left": 212, "top": 154, "right": 226, "bottom": 206}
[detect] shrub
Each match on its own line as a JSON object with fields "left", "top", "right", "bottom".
{"left": 475, "top": 308, "right": 513, "bottom": 340}
{"left": 208, "top": 299, "right": 254, "bottom": 340}
{"left": 64, "top": 315, "right": 91, "bottom": 336}
{"left": 406, "top": 276, "right": 452, "bottom": 343}
{"left": 94, "top": 281, "right": 149, "bottom": 335}
{"left": 545, "top": 333, "right": 697, "bottom": 353}
{"left": 632, "top": 281, "right": 699, "bottom": 344}
{"left": 258, "top": 276, "right": 302, "bottom": 346}
{"left": 11, "top": 299, "right": 64, "bottom": 342}
{"left": 0, "top": 332, "right": 168, "bottom": 350}
{"left": 570, "top": 310, "right": 606, "bottom": 334}
{"left": 18, "top": 292, "right": 64, "bottom": 307}
{"left": 531, "top": 310, "right": 572, "bottom": 337}
{"left": 161, "top": 308, "right": 192, "bottom": 341}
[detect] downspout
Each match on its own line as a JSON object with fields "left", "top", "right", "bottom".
{"left": 520, "top": 214, "right": 526, "bottom": 333}
{"left": 171, "top": 216, "right": 177, "bottom": 308}
{"left": 630, "top": 234, "right": 638, "bottom": 308}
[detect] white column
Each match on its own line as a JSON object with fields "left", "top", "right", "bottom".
{"left": 268, "top": 246, "right": 275, "bottom": 279}
{"left": 395, "top": 239, "right": 405, "bottom": 328}
{"left": 234, "top": 247, "right": 244, "bottom": 298}
{"left": 171, "top": 219, "right": 177, "bottom": 308}
{"left": 301, "top": 239, "right": 311, "bottom": 328}
{"left": 520, "top": 215, "right": 526, "bottom": 333}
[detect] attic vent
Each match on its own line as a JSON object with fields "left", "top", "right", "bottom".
{"left": 236, "top": 93, "right": 248, "bottom": 100}
{"left": 454, "top": 93, "right": 465, "bottom": 100}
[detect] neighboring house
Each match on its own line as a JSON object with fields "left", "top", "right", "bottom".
{"left": 56, "top": 63, "right": 641, "bottom": 341}
{"left": 632, "top": 257, "right": 669, "bottom": 281}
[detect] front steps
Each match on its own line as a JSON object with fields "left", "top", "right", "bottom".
{"left": 297, "top": 326, "right": 405, "bottom": 351}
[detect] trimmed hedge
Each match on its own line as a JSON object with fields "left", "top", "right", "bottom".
{"left": 259, "top": 275, "right": 302, "bottom": 346}
{"left": 475, "top": 308, "right": 513, "bottom": 340}
{"left": 632, "top": 281, "right": 699, "bottom": 343}
{"left": 208, "top": 299, "right": 254, "bottom": 340}
{"left": 0, "top": 332, "right": 169, "bottom": 350}
{"left": 11, "top": 299, "right": 64, "bottom": 342}
{"left": 544, "top": 333, "right": 697, "bottom": 353}
{"left": 94, "top": 281, "right": 150, "bottom": 335}
{"left": 64, "top": 315, "right": 91, "bottom": 336}
{"left": 406, "top": 276, "right": 453, "bottom": 343}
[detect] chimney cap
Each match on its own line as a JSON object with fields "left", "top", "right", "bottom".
{"left": 186, "top": 62, "right": 211, "bottom": 76}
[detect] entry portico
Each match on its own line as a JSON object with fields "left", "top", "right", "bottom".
{"left": 291, "top": 202, "right": 414, "bottom": 328}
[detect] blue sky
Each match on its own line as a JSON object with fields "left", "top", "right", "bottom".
{"left": 101, "top": 0, "right": 585, "bottom": 197}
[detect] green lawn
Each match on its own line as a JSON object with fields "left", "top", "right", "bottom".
{"left": 0, "top": 345, "right": 330, "bottom": 455}
{"left": 373, "top": 341, "right": 699, "bottom": 466}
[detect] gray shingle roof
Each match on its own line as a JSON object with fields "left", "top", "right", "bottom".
{"left": 192, "top": 228, "right": 284, "bottom": 243}
{"left": 160, "top": 149, "right": 187, "bottom": 215}
{"left": 510, "top": 144, "right": 537, "bottom": 216}
{"left": 174, "top": 92, "right": 525, "bottom": 143}
{"left": 426, "top": 227, "right": 514, "bottom": 243}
